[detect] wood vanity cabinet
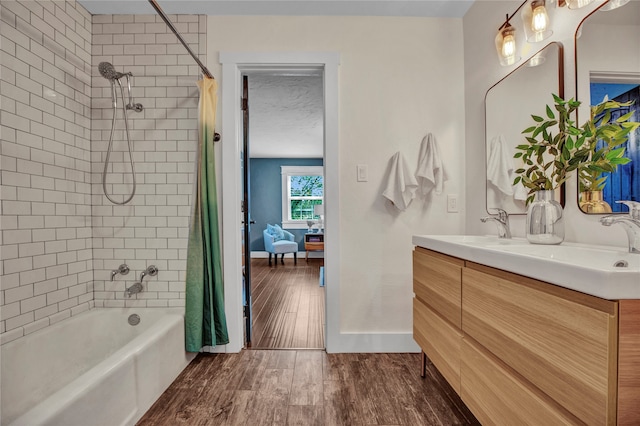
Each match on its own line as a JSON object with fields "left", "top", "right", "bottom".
{"left": 412, "top": 247, "right": 640, "bottom": 426}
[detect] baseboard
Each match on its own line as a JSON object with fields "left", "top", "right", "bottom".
{"left": 325, "top": 332, "right": 420, "bottom": 353}
{"left": 250, "top": 251, "right": 324, "bottom": 259}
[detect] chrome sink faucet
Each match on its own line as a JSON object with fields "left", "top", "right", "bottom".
{"left": 481, "top": 208, "right": 512, "bottom": 239}
{"left": 600, "top": 201, "right": 640, "bottom": 254}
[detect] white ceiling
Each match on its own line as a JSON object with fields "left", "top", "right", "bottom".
{"left": 247, "top": 73, "right": 324, "bottom": 158}
{"left": 78, "top": 0, "right": 474, "bottom": 18}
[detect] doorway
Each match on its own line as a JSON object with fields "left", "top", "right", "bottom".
{"left": 220, "top": 52, "right": 340, "bottom": 353}
{"left": 243, "top": 71, "right": 325, "bottom": 349}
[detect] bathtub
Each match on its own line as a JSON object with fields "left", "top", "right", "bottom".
{"left": 1, "top": 308, "right": 195, "bottom": 426}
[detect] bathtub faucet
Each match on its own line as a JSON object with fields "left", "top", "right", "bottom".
{"left": 600, "top": 201, "right": 640, "bottom": 254}
{"left": 125, "top": 282, "right": 143, "bottom": 298}
{"left": 480, "top": 208, "right": 511, "bottom": 239}
{"left": 110, "top": 264, "right": 130, "bottom": 281}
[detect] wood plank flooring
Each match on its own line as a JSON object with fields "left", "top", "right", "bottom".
{"left": 137, "top": 350, "right": 479, "bottom": 425}
{"left": 250, "top": 258, "right": 325, "bottom": 349}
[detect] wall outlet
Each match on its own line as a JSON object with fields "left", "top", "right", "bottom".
{"left": 357, "top": 164, "right": 368, "bottom": 182}
{"left": 447, "top": 194, "right": 459, "bottom": 213}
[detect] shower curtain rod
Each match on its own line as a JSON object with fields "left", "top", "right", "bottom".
{"left": 148, "top": 0, "right": 221, "bottom": 142}
{"left": 148, "top": 0, "right": 214, "bottom": 79}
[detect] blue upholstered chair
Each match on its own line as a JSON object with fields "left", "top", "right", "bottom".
{"left": 263, "top": 228, "right": 298, "bottom": 266}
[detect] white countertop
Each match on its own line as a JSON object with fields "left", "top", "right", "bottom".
{"left": 412, "top": 235, "right": 640, "bottom": 300}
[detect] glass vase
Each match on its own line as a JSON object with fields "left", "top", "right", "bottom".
{"left": 526, "top": 190, "right": 564, "bottom": 245}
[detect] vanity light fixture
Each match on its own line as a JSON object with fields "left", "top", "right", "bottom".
{"left": 560, "top": 0, "right": 596, "bottom": 9}
{"left": 522, "top": 0, "right": 553, "bottom": 42}
{"left": 496, "top": 18, "right": 521, "bottom": 66}
{"left": 599, "top": 0, "right": 630, "bottom": 11}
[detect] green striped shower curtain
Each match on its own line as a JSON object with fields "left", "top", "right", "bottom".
{"left": 185, "top": 77, "right": 229, "bottom": 352}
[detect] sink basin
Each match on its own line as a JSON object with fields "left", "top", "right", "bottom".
{"left": 412, "top": 235, "right": 640, "bottom": 300}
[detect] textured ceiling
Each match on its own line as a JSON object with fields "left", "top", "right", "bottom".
{"left": 247, "top": 74, "right": 324, "bottom": 158}
{"left": 78, "top": 0, "right": 474, "bottom": 18}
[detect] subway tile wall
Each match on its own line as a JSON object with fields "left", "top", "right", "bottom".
{"left": 90, "top": 14, "right": 204, "bottom": 308}
{"left": 1, "top": 0, "right": 94, "bottom": 344}
{"left": 1, "top": 1, "right": 205, "bottom": 344}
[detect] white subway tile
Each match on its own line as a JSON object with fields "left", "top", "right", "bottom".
{"left": 4, "top": 256, "right": 33, "bottom": 275}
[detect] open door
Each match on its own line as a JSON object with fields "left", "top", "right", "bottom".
{"left": 241, "top": 75, "right": 253, "bottom": 347}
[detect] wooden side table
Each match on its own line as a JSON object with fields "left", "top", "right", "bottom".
{"left": 304, "top": 233, "right": 324, "bottom": 261}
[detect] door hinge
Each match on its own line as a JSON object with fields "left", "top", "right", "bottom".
{"left": 241, "top": 98, "right": 248, "bottom": 111}
{"left": 241, "top": 200, "right": 246, "bottom": 213}
{"left": 243, "top": 305, "right": 250, "bottom": 318}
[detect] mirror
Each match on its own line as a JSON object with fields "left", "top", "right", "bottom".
{"left": 575, "top": 1, "right": 640, "bottom": 213}
{"left": 485, "top": 42, "right": 564, "bottom": 214}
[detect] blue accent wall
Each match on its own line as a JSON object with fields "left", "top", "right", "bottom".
{"left": 249, "top": 158, "right": 323, "bottom": 251}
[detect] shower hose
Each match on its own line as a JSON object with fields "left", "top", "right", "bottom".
{"left": 103, "top": 78, "right": 136, "bottom": 205}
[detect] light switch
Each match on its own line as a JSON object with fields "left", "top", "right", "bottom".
{"left": 357, "top": 164, "right": 368, "bottom": 182}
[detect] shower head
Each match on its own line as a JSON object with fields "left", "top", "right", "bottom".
{"left": 99, "top": 62, "right": 125, "bottom": 81}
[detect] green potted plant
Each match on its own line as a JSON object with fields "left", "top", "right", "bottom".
{"left": 513, "top": 94, "right": 584, "bottom": 206}
{"left": 513, "top": 94, "right": 585, "bottom": 244}
{"left": 575, "top": 99, "right": 640, "bottom": 213}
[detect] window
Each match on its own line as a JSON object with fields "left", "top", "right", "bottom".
{"left": 281, "top": 166, "right": 323, "bottom": 228}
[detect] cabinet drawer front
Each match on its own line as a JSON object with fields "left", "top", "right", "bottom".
{"left": 413, "top": 248, "right": 463, "bottom": 328}
{"left": 462, "top": 267, "right": 618, "bottom": 425}
{"left": 413, "top": 298, "right": 462, "bottom": 393}
{"left": 461, "top": 338, "right": 580, "bottom": 426}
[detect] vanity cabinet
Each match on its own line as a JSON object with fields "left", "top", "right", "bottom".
{"left": 413, "top": 247, "right": 640, "bottom": 426}
{"left": 413, "top": 248, "right": 463, "bottom": 392}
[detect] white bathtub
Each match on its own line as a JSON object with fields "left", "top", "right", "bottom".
{"left": 1, "top": 308, "right": 195, "bottom": 426}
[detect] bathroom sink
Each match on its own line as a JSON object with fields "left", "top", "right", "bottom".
{"left": 412, "top": 235, "right": 640, "bottom": 300}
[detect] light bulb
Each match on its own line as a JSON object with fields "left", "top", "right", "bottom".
{"left": 531, "top": 4, "right": 548, "bottom": 32}
{"left": 502, "top": 33, "right": 516, "bottom": 58}
{"left": 495, "top": 22, "right": 520, "bottom": 66}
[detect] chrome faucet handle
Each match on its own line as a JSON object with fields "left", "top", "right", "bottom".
{"left": 110, "top": 264, "right": 130, "bottom": 281}
{"left": 139, "top": 265, "right": 158, "bottom": 282}
{"left": 616, "top": 201, "right": 640, "bottom": 219}
{"left": 489, "top": 208, "right": 509, "bottom": 223}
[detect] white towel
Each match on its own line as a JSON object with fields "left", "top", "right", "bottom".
{"left": 487, "top": 135, "right": 514, "bottom": 196}
{"left": 415, "top": 133, "right": 447, "bottom": 195}
{"left": 382, "top": 152, "right": 419, "bottom": 211}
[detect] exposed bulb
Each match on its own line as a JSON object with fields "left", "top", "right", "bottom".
{"left": 531, "top": 4, "right": 549, "bottom": 33}
{"left": 502, "top": 33, "right": 516, "bottom": 59}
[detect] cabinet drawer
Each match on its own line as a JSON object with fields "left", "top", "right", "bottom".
{"left": 461, "top": 338, "right": 580, "bottom": 425}
{"left": 462, "top": 266, "right": 618, "bottom": 425}
{"left": 413, "top": 297, "right": 462, "bottom": 393}
{"left": 413, "top": 247, "right": 463, "bottom": 328}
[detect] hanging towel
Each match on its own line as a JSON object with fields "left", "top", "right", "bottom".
{"left": 514, "top": 180, "right": 529, "bottom": 201}
{"left": 487, "top": 135, "right": 514, "bottom": 196}
{"left": 415, "top": 133, "right": 447, "bottom": 195}
{"left": 382, "top": 151, "right": 419, "bottom": 211}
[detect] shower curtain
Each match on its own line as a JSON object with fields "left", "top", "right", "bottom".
{"left": 185, "top": 77, "right": 229, "bottom": 352}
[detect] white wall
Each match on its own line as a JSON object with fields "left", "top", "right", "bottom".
{"left": 463, "top": 0, "right": 631, "bottom": 248}
{"left": 208, "top": 16, "right": 466, "bottom": 350}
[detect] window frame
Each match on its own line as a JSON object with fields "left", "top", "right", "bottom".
{"left": 281, "top": 165, "right": 324, "bottom": 229}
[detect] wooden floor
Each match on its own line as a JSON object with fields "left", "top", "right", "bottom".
{"left": 137, "top": 350, "right": 479, "bottom": 425}
{"left": 250, "top": 258, "right": 325, "bottom": 349}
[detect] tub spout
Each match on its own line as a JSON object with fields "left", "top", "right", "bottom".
{"left": 125, "top": 282, "right": 143, "bottom": 298}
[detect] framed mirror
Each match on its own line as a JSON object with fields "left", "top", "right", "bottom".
{"left": 485, "top": 42, "right": 564, "bottom": 214}
{"left": 575, "top": 1, "right": 640, "bottom": 214}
